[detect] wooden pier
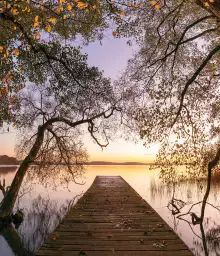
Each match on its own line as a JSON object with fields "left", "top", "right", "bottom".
{"left": 35, "top": 176, "right": 193, "bottom": 256}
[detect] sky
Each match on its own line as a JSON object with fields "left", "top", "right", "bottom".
{"left": 0, "top": 36, "right": 159, "bottom": 163}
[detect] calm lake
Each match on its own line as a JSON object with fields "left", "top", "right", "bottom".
{"left": 0, "top": 165, "right": 219, "bottom": 256}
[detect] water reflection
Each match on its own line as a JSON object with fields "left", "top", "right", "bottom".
{"left": 0, "top": 165, "right": 219, "bottom": 256}
{"left": 1, "top": 194, "right": 81, "bottom": 255}
{"left": 150, "top": 172, "right": 220, "bottom": 256}
{"left": 0, "top": 166, "right": 17, "bottom": 175}
{"left": 19, "top": 194, "right": 80, "bottom": 252}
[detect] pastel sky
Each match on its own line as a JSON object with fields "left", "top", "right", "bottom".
{"left": 0, "top": 36, "right": 158, "bottom": 163}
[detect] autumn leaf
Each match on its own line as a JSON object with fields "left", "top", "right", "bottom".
{"left": 0, "top": 46, "right": 3, "bottom": 53}
{"left": 77, "top": 2, "right": 88, "bottom": 9}
{"left": 33, "top": 21, "right": 39, "bottom": 28}
{"left": 112, "top": 31, "right": 116, "bottom": 37}
{"left": 9, "top": 97, "right": 15, "bottom": 103}
{"left": 45, "top": 24, "right": 52, "bottom": 32}
{"left": 13, "top": 49, "right": 19, "bottom": 56}
{"left": 150, "top": 1, "right": 157, "bottom": 6}
{"left": 11, "top": 8, "right": 19, "bottom": 15}
{"left": 56, "top": 6, "right": 63, "bottom": 13}
{"left": 49, "top": 18, "right": 57, "bottom": 25}
{"left": 1, "top": 78, "right": 7, "bottom": 83}
{"left": 66, "top": 3, "right": 72, "bottom": 10}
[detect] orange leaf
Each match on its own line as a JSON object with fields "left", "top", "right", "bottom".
{"left": 77, "top": 2, "right": 88, "bottom": 9}
{"left": 49, "top": 18, "right": 57, "bottom": 24}
{"left": 1, "top": 78, "right": 7, "bottom": 83}
{"left": 45, "top": 24, "right": 52, "bottom": 32}
{"left": 9, "top": 97, "right": 15, "bottom": 103}
{"left": 66, "top": 3, "right": 72, "bottom": 10}
{"left": 150, "top": 1, "right": 156, "bottom": 6}
{"left": 11, "top": 8, "right": 19, "bottom": 15}
{"left": 13, "top": 49, "right": 19, "bottom": 56}
{"left": 56, "top": 6, "right": 63, "bottom": 13}
{"left": 33, "top": 21, "right": 39, "bottom": 28}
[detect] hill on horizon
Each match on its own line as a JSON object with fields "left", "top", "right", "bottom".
{"left": 0, "top": 155, "right": 19, "bottom": 165}
{"left": 0, "top": 155, "right": 151, "bottom": 165}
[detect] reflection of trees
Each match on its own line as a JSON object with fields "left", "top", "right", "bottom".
{"left": 1, "top": 225, "right": 32, "bottom": 256}
{"left": 206, "top": 225, "right": 220, "bottom": 255}
{"left": 0, "top": 167, "right": 17, "bottom": 175}
{"left": 166, "top": 167, "right": 220, "bottom": 256}
{"left": 150, "top": 165, "right": 220, "bottom": 255}
{"left": 170, "top": 216, "right": 220, "bottom": 256}
{"left": 19, "top": 194, "right": 82, "bottom": 252}
{"left": 0, "top": 193, "right": 82, "bottom": 255}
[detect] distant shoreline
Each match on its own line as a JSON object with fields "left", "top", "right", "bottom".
{"left": 0, "top": 155, "right": 152, "bottom": 166}
{"left": 0, "top": 162, "right": 151, "bottom": 166}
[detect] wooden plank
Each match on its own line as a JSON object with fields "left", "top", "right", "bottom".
{"left": 35, "top": 176, "right": 193, "bottom": 256}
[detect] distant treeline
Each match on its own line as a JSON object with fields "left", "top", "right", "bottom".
{"left": 0, "top": 155, "right": 19, "bottom": 165}
{"left": 0, "top": 155, "right": 152, "bottom": 166}
{"left": 0, "top": 155, "right": 193, "bottom": 166}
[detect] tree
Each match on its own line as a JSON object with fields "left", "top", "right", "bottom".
{"left": 0, "top": 0, "right": 143, "bottom": 127}
{"left": 119, "top": 0, "right": 220, "bottom": 172}
{"left": 0, "top": 0, "right": 148, "bottom": 218}
{"left": 0, "top": 44, "right": 122, "bottom": 217}
{"left": 118, "top": 1, "right": 220, "bottom": 255}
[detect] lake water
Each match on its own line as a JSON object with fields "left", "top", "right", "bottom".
{"left": 0, "top": 165, "right": 220, "bottom": 256}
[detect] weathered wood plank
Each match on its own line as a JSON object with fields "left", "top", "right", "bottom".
{"left": 35, "top": 176, "right": 193, "bottom": 256}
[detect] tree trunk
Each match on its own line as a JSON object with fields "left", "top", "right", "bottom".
{"left": 196, "top": 0, "right": 220, "bottom": 19}
{"left": 0, "top": 125, "right": 45, "bottom": 217}
{"left": 1, "top": 225, "right": 33, "bottom": 256}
